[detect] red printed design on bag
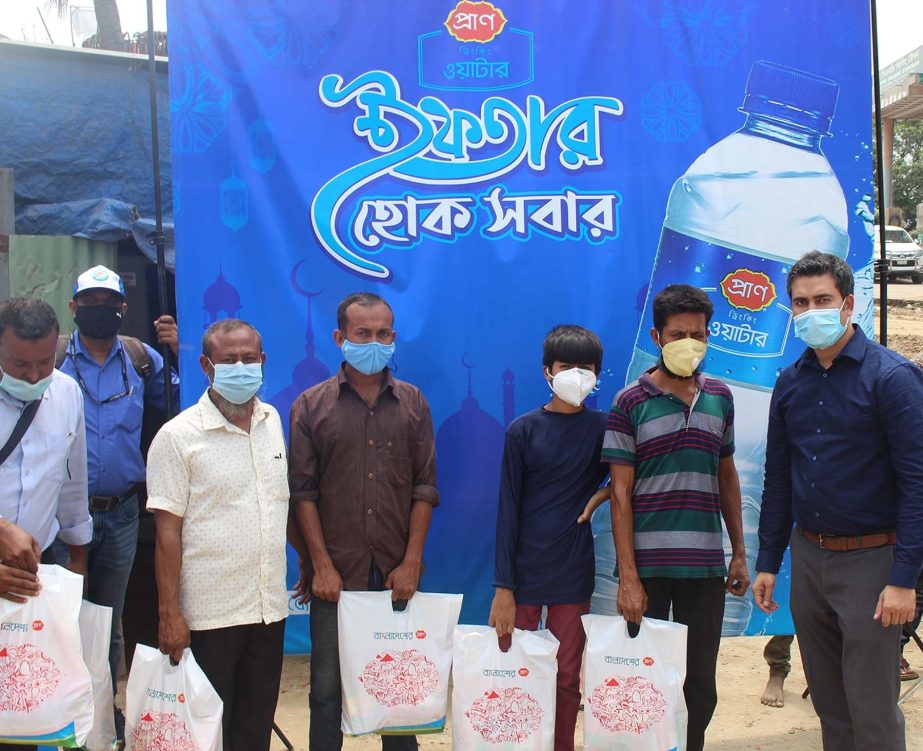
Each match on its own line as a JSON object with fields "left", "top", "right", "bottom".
{"left": 587, "top": 675, "right": 668, "bottom": 734}
{"left": 466, "top": 686, "right": 544, "bottom": 743}
{"left": 130, "top": 711, "right": 196, "bottom": 751}
{"left": 357, "top": 649, "right": 441, "bottom": 707}
{"left": 0, "top": 644, "right": 63, "bottom": 712}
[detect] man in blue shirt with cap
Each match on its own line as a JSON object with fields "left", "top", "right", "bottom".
{"left": 57, "top": 265, "right": 179, "bottom": 731}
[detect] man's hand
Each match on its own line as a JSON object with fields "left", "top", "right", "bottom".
{"left": 488, "top": 588, "right": 516, "bottom": 637}
{"left": 311, "top": 563, "right": 343, "bottom": 602}
{"left": 0, "top": 563, "right": 41, "bottom": 603}
{"left": 154, "top": 315, "right": 179, "bottom": 357}
{"left": 617, "top": 576, "right": 647, "bottom": 624}
{"left": 726, "top": 553, "right": 750, "bottom": 597}
{"left": 386, "top": 559, "right": 422, "bottom": 601}
{"left": 753, "top": 572, "right": 779, "bottom": 614}
{"left": 577, "top": 486, "right": 612, "bottom": 523}
{"left": 0, "top": 520, "right": 40, "bottom": 574}
{"left": 294, "top": 556, "right": 312, "bottom": 605}
{"left": 874, "top": 585, "right": 917, "bottom": 627}
{"left": 158, "top": 608, "right": 190, "bottom": 664}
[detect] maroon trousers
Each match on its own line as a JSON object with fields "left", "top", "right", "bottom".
{"left": 515, "top": 600, "right": 591, "bottom": 751}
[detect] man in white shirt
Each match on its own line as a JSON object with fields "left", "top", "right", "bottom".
{"left": 0, "top": 297, "right": 91, "bottom": 751}
{"left": 0, "top": 297, "right": 91, "bottom": 602}
{"left": 147, "top": 318, "right": 288, "bottom": 751}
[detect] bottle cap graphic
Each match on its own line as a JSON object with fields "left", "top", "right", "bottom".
{"left": 741, "top": 60, "right": 839, "bottom": 135}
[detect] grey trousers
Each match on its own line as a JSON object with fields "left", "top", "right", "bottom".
{"left": 790, "top": 530, "right": 905, "bottom": 751}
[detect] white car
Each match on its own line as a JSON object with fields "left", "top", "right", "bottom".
{"left": 873, "top": 225, "right": 923, "bottom": 284}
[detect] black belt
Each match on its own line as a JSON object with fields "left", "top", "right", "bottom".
{"left": 89, "top": 488, "right": 138, "bottom": 512}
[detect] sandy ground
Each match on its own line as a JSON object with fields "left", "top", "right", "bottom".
{"left": 266, "top": 637, "right": 923, "bottom": 750}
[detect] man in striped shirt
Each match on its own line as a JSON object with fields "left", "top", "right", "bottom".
{"left": 602, "top": 284, "right": 749, "bottom": 751}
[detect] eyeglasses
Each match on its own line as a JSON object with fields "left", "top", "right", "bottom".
{"left": 67, "top": 338, "right": 134, "bottom": 404}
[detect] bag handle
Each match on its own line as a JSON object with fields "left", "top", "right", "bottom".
{"left": 0, "top": 399, "right": 41, "bottom": 467}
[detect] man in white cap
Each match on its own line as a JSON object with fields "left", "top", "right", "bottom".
{"left": 56, "top": 265, "right": 179, "bottom": 736}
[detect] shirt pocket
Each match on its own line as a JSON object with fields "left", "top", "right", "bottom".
{"left": 257, "top": 449, "right": 287, "bottom": 503}
{"left": 42, "top": 432, "right": 75, "bottom": 483}
{"left": 379, "top": 437, "right": 415, "bottom": 487}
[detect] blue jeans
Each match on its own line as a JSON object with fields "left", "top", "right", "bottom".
{"left": 54, "top": 495, "right": 140, "bottom": 692}
{"left": 309, "top": 564, "right": 417, "bottom": 751}
{"left": 89, "top": 495, "right": 140, "bottom": 692}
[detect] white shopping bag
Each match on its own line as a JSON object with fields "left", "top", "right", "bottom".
{"left": 338, "top": 590, "right": 462, "bottom": 736}
{"left": 582, "top": 614, "right": 688, "bottom": 751}
{"left": 124, "top": 644, "right": 223, "bottom": 751}
{"left": 78, "top": 601, "right": 117, "bottom": 751}
{"left": 0, "top": 564, "right": 94, "bottom": 747}
{"left": 452, "top": 625, "right": 559, "bottom": 750}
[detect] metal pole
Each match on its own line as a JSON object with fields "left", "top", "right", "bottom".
{"left": 870, "top": 0, "right": 888, "bottom": 347}
{"left": 146, "top": 0, "right": 174, "bottom": 417}
{"left": 35, "top": 7, "right": 54, "bottom": 44}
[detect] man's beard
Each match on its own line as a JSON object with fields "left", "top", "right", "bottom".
{"left": 658, "top": 356, "right": 701, "bottom": 381}
{"left": 210, "top": 389, "right": 255, "bottom": 422}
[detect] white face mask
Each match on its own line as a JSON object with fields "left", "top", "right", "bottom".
{"left": 547, "top": 367, "right": 597, "bottom": 406}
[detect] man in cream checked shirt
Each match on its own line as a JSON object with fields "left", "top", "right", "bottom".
{"left": 146, "top": 318, "right": 289, "bottom": 751}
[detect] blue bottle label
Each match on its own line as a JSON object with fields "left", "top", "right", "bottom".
{"left": 639, "top": 227, "right": 800, "bottom": 390}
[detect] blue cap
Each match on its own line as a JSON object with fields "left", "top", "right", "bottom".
{"left": 73, "top": 265, "right": 126, "bottom": 298}
{"left": 741, "top": 61, "right": 839, "bottom": 135}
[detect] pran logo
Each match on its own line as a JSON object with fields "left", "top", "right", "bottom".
{"left": 31, "top": 620, "right": 44, "bottom": 632}
{"left": 720, "top": 269, "right": 777, "bottom": 312}
{"left": 415, "top": 630, "right": 427, "bottom": 640}
{"left": 178, "top": 693, "right": 186, "bottom": 704}
{"left": 518, "top": 667, "right": 529, "bottom": 677}
{"left": 444, "top": 1, "right": 507, "bottom": 43}
{"left": 643, "top": 656, "right": 655, "bottom": 667}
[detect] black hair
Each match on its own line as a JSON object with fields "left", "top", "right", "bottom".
{"left": 0, "top": 297, "right": 60, "bottom": 340}
{"left": 652, "top": 284, "right": 714, "bottom": 332}
{"left": 336, "top": 292, "right": 394, "bottom": 330}
{"left": 201, "top": 319, "right": 262, "bottom": 358}
{"left": 542, "top": 325, "right": 604, "bottom": 374}
{"left": 786, "top": 250, "right": 854, "bottom": 299}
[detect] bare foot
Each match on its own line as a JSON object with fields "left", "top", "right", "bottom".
{"left": 761, "top": 674, "right": 786, "bottom": 708}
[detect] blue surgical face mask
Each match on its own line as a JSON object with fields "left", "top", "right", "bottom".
{"left": 793, "top": 300, "right": 848, "bottom": 350}
{"left": 0, "top": 369, "right": 53, "bottom": 402}
{"left": 208, "top": 360, "right": 263, "bottom": 404}
{"left": 341, "top": 339, "right": 395, "bottom": 376}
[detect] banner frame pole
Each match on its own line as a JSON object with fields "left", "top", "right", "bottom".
{"left": 145, "top": 0, "right": 174, "bottom": 418}
{"left": 870, "top": 0, "right": 889, "bottom": 347}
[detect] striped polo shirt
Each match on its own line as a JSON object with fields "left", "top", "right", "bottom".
{"left": 601, "top": 368, "right": 734, "bottom": 579}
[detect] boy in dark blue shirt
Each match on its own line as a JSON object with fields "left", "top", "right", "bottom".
{"left": 490, "top": 325, "right": 610, "bottom": 751}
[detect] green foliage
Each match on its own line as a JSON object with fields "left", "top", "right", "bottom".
{"left": 892, "top": 120, "right": 923, "bottom": 230}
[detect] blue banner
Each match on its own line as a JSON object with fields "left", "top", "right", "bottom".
{"left": 167, "top": 0, "right": 874, "bottom": 652}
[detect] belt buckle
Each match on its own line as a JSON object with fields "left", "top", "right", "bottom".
{"left": 817, "top": 533, "right": 825, "bottom": 549}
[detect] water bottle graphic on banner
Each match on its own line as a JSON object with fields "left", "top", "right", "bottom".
{"left": 629, "top": 61, "right": 849, "bottom": 635}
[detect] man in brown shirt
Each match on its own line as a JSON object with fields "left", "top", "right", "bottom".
{"left": 289, "top": 292, "right": 439, "bottom": 751}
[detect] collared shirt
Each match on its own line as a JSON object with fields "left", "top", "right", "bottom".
{"left": 758, "top": 326, "right": 923, "bottom": 588}
{"left": 0, "top": 370, "right": 91, "bottom": 550}
{"left": 289, "top": 365, "right": 439, "bottom": 592}
{"left": 146, "top": 391, "right": 289, "bottom": 631}
{"left": 602, "top": 369, "right": 735, "bottom": 579}
{"left": 58, "top": 332, "right": 180, "bottom": 496}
